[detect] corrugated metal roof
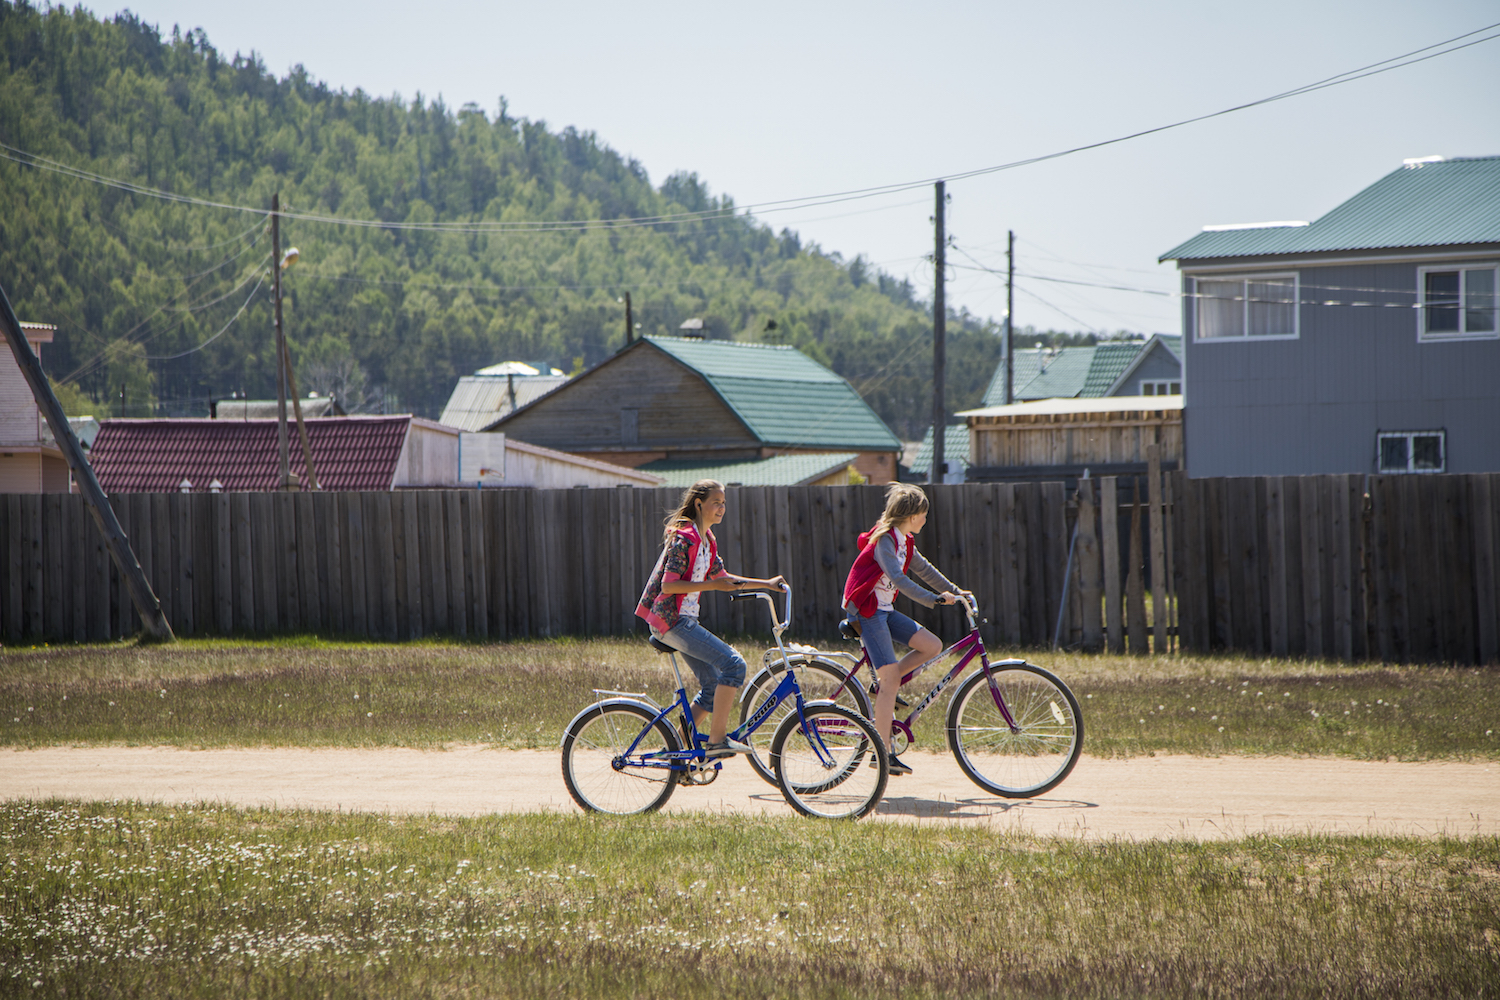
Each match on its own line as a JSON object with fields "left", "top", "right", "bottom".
{"left": 1161, "top": 156, "right": 1500, "bottom": 261}
{"left": 981, "top": 339, "right": 1182, "bottom": 406}
{"left": 89, "top": 417, "right": 412, "bottom": 492}
{"left": 638, "top": 452, "right": 859, "bottom": 487}
{"left": 215, "top": 396, "right": 345, "bottom": 419}
{"left": 959, "top": 395, "right": 1183, "bottom": 419}
{"left": 909, "top": 423, "right": 970, "bottom": 475}
{"left": 1080, "top": 342, "right": 1144, "bottom": 396}
{"left": 440, "top": 375, "right": 569, "bottom": 431}
{"left": 645, "top": 337, "right": 900, "bottom": 450}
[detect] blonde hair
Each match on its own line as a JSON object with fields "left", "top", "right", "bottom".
{"left": 866, "top": 483, "right": 928, "bottom": 546}
{"left": 662, "top": 479, "right": 724, "bottom": 545}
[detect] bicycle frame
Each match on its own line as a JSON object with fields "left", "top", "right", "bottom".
{"left": 826, "top": 596, "right": 1023, "bottom": 746}
{"left": 607, "top": 586, "right": 846, "bottom": 773}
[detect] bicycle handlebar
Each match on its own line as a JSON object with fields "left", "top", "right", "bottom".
{"left": 729, "top": 585, "right": 792, "bottom": 634}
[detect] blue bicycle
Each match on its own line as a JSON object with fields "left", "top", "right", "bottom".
{"left": 561, "top": 587, "right": 889, "bottom": 819}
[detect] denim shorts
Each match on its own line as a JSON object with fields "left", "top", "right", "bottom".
{"left": 659, "top": 617, "right": 747, "bottom": 711}
{"left": 847, "top": 605, "right": 922, "bottom": 668}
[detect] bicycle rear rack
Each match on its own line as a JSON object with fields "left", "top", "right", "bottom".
{"left": 591, "top": 688, "right": 662, "bottom": 711}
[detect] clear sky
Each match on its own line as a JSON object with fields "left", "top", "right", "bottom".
{"left": 117, "top": 0, "right": 1500, "bottom": 335}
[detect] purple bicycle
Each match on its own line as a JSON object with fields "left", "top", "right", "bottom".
{"left": 738, "top": 592, "right": 1083, "bottom": 798}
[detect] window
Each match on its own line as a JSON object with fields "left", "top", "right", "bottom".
{"left": 1377, "top": 430, "right": 1445, "bottom": 474}
{"left": 1417, "top": 264, "right": 1498, "bottom": 340}
{"left": 1140, "top": 380, "right": 1181, "bottom": 396}
{"left": 1194, "top": 274, "right": 1298, "bottom": 340}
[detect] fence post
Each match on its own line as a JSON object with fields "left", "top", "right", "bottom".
{"left": 1077, "top": 479, "right": 1102, "bottom": 652}
{"left": 1147, "top": 445, "right": 1166, "bottom": 654}
{"left": 1127, "top": 480, "right": 1148, "bottom": 655}
{"left": 1100, "top": 477, "right": 1123, "bottom": 654}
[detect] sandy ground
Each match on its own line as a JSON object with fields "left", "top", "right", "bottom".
{"left": 3, "top": 746, "right": 1496, "bottom": 840}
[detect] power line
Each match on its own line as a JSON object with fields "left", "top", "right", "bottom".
{"left": 0, "top": 22, "right": 1494, "bottom": 236}
{"left": 146, "top": 273, "right": 267, "bottom": 360}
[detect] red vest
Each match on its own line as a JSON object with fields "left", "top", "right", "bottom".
{"left": 842, "top": 526, "right": 913, "bottom": 618}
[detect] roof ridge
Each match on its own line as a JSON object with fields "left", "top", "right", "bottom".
{"left": 646, "top": 335, "right": 796, "bottom": 351}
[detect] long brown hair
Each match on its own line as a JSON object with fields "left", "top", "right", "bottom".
{"left": 865, "top": 483, "right": 928, "bottom": 548}
{"left": 662, "top": 479, "right": 724, "bottom": 545}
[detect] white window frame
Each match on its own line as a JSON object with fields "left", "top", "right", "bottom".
{"left": 1415, "top": 263, "right": 1499, "bottom": 342}
{"left": 1192, "top": 273, "right": 1300, "bottom": 342}
{"left": 1376, "top": 429, "right": 1446, "bottom": 474}
{"left": 1139, "top": 379, "right": 1181, "bottom": 396}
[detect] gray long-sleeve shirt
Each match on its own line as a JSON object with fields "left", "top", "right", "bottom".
{"left": 845, "top": 532, "right": 959, "bottom": 615}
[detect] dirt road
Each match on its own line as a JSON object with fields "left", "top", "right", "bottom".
{"left": 4, "top": 746, "right": 1495, "bottom": 839}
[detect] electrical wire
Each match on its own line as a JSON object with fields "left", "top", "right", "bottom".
{"left": 146, "top": 273, "right": 267, "bottom": 360}
{"left": 60, "top": 254, "right": 273, "bottom": 385}
{"left": 0, "top": 22, "right": 1494, "bottom": 235}
{"left": 1013, "top": 284, "right": 1107, "bottom": 334}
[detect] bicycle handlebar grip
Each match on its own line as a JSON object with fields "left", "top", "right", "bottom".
{"left": 729, "top": 592, "right": 758, "bottom": 602}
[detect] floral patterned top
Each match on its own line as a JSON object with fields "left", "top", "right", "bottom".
{"left": 635, "top": 524, "right": 724, "bottom": 635}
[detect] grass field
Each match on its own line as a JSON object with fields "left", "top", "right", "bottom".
{"left": 2, "top": 801, "right": 1497, "bottom": 999}
{"left": 2, "top": 636, "right": 1497, "bottom": 759}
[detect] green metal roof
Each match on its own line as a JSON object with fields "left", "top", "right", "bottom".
{"left": 1161, "top": 156, "right": 1500, "bottom": 261}
{"left": 909, "top": 424, "right": 970, "bottom": 476}
{"left": 1080, "top": 342, "right": 1144, "bottom": 396}
{"left": 981, "top": 338, "right": 1183, "bottom": 406}
{"left": 646, "top": 337, "right": 901, "bottom": 451}
{"left": 638, "top": 452, "right": 860, "bottom": 487}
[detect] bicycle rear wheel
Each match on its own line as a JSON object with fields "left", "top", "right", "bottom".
{"left": 946, "top": 663, "right": 1083, "bottom": 798}
{"left": 771, "top": 704, "right": 888, "bottom": 820}
{"left": 739, "top": 657, "right": 870, "bottom": 786}
{"left": 561, "top": 700, "right": 681, "bottom": 814}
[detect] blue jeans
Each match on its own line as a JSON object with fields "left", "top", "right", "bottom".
{"left": 659, "top": 617, "right": 747, "bottom": 712}
{"left": 848, "top": 606, "right": 922, "bottom": 668}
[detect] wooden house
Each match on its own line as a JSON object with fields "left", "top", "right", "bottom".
{"left": 485, "top": 336, "right": 903, "bottom": 484}
{"left": 958, "top": 395, "right": 1183, "bottom": 485}
{"left": 913, "top": 335, "right": 1182, "bottom": 482}
{"left": 0, "top": 322, "right": 69, "bottom": 493}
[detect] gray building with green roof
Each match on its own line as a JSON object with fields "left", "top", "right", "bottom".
{"left": 1161, "top": 155, "right": 1500, "bottom": 478}
{"left": 484, "top": 336, "right": 902, "bottom": 484}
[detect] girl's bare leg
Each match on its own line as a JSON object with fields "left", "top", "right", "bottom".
{"left": 709, "top": 685, "right": 738, "bottom": 743}
{"left": 691, "top": 685, "right": 740, "bottom": 744}
{"left": 875, "top": 629, "right": 942, "bottom": 753}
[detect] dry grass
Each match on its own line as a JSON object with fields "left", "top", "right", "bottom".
{"left": 2, "top": 801, "right": 1497, "bottom": 999}
{"left": 2, "top": 637, "right": 1496, "bottom": 759}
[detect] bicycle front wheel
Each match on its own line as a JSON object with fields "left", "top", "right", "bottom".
{"left": 739, "top": 657, "right": 871, "bottom": 787}
{"left": 561, "top": 700, "right": 681, "bottom": 814}
{"left": 771, "top": 704, "right": 888, "bottom": 820}
{"left": 946, "top": 664, "right": 1083, "bottom": 798}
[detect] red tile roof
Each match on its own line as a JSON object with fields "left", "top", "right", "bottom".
{"left": 89, "top": 417, "right": 412, "bottom": 493}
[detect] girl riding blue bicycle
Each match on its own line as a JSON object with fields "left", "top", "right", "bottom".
{"left": 637, "top": 479, "right": 785, "bottom": 759}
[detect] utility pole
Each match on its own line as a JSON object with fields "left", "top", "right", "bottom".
{"left": 0, "top": 280, "right": 174, "bottom": 641}
{"left": 271, "top": 193, "right": 293, "bottom": 490}
{"left": 1005, "top": 230, "right": 1015, "bottom": 405}
{"left": 931, "top": 180, "right": 946, "bottom": 485}
{"left": 624, "top": 291, "right": 634, "bottom": 346}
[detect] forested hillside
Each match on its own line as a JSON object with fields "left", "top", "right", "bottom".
{"left": 0, "top": 2, "right": 1022, "bottom": 438}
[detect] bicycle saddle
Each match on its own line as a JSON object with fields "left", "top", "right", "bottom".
{"left": 648, "top": 636, "right": 677, "bottom": 655}
{"left": 838, "top": 619, "right": 861, "bottom": 642}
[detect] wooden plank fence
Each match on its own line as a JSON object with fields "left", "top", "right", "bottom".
{"left": 2, "top": 474, "right": 1498, "bottom": 663}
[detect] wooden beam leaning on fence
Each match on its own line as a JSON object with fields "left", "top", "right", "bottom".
{"left": 0, "top": 280, "right": 175, "bottom": 642}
